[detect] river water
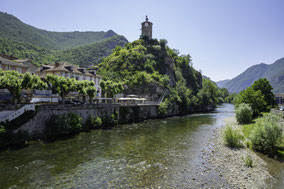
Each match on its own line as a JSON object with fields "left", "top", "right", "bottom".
{"left": 0, "top": 104, "right": 281, "bottom": 188}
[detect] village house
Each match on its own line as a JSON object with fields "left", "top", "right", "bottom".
{"left": 37, "top": 62, "right": 102, "bottom": 96}
{"left": 0, "top": 55, "right": 103, "bottom": 102}
{"left": 0, "top": 56, "right": 29, "bottom": 74}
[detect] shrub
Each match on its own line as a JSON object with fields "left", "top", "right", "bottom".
{"left": 93, "top": 117, "right": 102, "bottom": 128}
{"left": 45, "top": 112, "right": 82, "bottom": 136}
{"left": 234, "top": 87, "right": 266, "bottom": 117}
{"left": 250, "top": 113, "right": 283, "bottom": 155}
{"left": 223, "top": 125, "right": 244, "bottom": 148}
{"left": 235, "top": 103, "right": 253, "bottom": 124}
{"left": 102, "top": 113, "right": 118, "bottom": 128}
{"left": 85, "top": 116, "right": 102, "bottom": 130}
{"left": 158, "top": 101, "right": 168, "bottom": 116}
{"left": 242, "top": 155, "right": 253, "bottom": 167}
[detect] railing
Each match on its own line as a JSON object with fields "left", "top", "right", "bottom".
{"left": 0, "top": 104, "right": 35, "bottom": 122}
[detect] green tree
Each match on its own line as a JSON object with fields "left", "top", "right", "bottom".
{"left": 100, "top": 80, "right": 124, "bottom": 98}
{"left": 234, "top": 87, "right": 266, "bottom": 117}
{"left": 0, "top": 70, "right": 47, "bottom": 103}
{"left": 250, "top": 78, "right": 277, "bottom": 110}
{"left": 46, "top": 74, "right": 77, "bottom": 104}
{"left": 86, "top": 85, "right": 97, "bottom": 104}
{"left": 76, "top": 80, "right": 96, "bottom": 103}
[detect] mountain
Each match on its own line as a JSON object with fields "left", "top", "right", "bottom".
{"left": 0, "top": 12, "right": 128, "bottom": 66}
{"left": 215, "top": 79, "right": 230, "bottom": 88}
{"left": 218, "top": 57, "right": 284, "bottom": 93}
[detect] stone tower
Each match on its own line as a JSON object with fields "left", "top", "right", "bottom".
{"left": 140, "top": 16, "right": 153, "bottom": 39}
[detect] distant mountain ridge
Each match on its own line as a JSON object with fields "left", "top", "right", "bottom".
{"left": 0, "top": 12, "right": 128, "bottom": 66}
{"left": 216, "top": 57, "right": 284, "bottom": 93}
{"left": 215, "top": 79, "right": 230, "bottom": 88}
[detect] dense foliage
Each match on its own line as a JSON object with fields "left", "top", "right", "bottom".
{"left": 234, "top": 78, "right": 276, "bottom": 116}
{"left": 100, "top": 80, "right": 124, "bottom": 98}
{"left": 249, "top": 113, "right": 283, "bottom": 155}
{"left": 235, "top": 103, "right": 253, "bottom": 124}
{"left": 0, "top": 35, "right": 127, "bottom": 67}
{"left": 85, "top": 116, "right": 102, "bottom": 131}
{"left": 45, "top": 112, "right": 82, "bottom": 137}
{"left": 0, "top": 70, "right": 98, "bottom": 104}
{"left": 0, "top": 12, "right": 128, "bottom": 67}
{"left": 250, "top": 78, "right": 277, "bottom": 110}
{"left": 0, "top": 70, "right": 47, "bottom": 103}
{"left": 98, "top": 38, "right": 226, "bottom": 114}
{"left": 0, "top": 12, "right": 119, "bottom": 50}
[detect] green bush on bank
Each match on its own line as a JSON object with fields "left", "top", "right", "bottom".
{"left": 102, "top": 113, "right": 118, "bottom": 128}
{"left": 45, "top": 112, "right": 82, "bottom": 136}
{"left": 85, "top": 115, "right": 102, "bottom": 130}
{"left": 235, "top": 103, "right": 253, "bottom": 124}
{"left": 158, "top": 101, "right": 168, "bottom": 116}
{"left": 249, "top": 113, "right": 283, "bottom": 155}
{"left": 223, "top": 125, "right": 244, "bottom": 148}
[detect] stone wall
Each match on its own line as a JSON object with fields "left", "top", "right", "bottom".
{"left": 16, "top": 104, "right": 119, "bottom": 136}
{"left": 15, "top": 103, "right": 211, "bottom": 138}
{"left": 119, "top": 104, "right": 180, "bottom": 123}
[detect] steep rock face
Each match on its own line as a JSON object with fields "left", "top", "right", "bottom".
{"left": 163, "top": 56, "right": 176, "bottom": 87}
{"left": 98, "top": 39, "right": 202, "bottom": 101}
{"left": 219, "top": 57, "right": 284, "bottom": 93}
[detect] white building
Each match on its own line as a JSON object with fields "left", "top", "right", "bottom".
{"left": 37, "top": 62, "right": 102, "bottom": 96}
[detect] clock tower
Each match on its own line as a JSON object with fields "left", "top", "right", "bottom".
{"left": 140, "top": 16, "right": 153, "bottom": 39}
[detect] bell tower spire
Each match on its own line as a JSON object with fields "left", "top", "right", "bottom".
{"left": 140, "top": 15, "right": 153, "bottom": 39}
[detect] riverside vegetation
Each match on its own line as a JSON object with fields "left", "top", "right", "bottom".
{"left": 222, "top": 78, "right": 283, "bottom": 160}
{"left": 0, "top": 110, "right": 119, "bottom": 147}
{"left": 0, "top": 37, "right": 232, "bottom": 147}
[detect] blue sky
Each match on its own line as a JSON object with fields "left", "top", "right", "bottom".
{"left": 1, "top": 0, "right": 284, "bottom": 81}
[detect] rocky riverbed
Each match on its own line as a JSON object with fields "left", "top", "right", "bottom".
{"left": 202, "top": 117, "right": 276, "bottom": 188}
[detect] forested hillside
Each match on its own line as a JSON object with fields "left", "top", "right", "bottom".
{"left": 0, "top": 12, "right": 128, "bottom": 66}
{"left": 98, "top": 38, "right": 228, "bottom": 114}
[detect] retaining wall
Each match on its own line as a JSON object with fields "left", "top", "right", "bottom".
{"left": 16, "top": 104, "right": 119, "bottom": 136}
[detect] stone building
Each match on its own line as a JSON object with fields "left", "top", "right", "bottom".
{"left": 0, "top": 56, "right": 29, "bottom": 74}
{"left": 37, "top": 62, "right": 102, "bottom": 96}
{"left": 140, "top": 16, "right": 153, "bottom": 39}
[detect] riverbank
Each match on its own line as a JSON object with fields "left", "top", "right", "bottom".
{"left": 204, "top": 117, "right": 276, "bottom": 188}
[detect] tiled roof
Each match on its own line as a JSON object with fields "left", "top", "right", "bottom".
{"left": 0, "top": 57, "right": 28, "bottom": 68}
{"left": 14, "top": 59, "right": 29, "bottom": 63}
{"left": 40, "top": 62, "right": 95, "bottom": 77}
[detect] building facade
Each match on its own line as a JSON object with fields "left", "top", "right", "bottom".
{"left": 141, "top": 16, "right": 153, "bottom": 39}
{"left": 37, "top": 62, "right": 102, "bottom": 96}
{"left": 0, "top": 56, "right": 29, "bottom": 74}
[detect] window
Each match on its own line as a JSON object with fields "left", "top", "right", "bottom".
{"left": 16, "top": 67, "right": 21, "bottom": 73}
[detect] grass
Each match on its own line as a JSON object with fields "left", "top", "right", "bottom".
{"left": 241, "top": 113, "right": 284, "bottom": 157}
{"left": 242, "top": 155, "right": 253, "bottom": 167}
{"left": 223, "top": 125, "right": 244, "bottom": 148}
{"left": 242, "top": 113, "right": 268, "bottom": 138}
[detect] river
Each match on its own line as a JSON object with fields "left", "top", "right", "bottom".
{"left": 0, "top": 104, "right": 282, "bottom": 188}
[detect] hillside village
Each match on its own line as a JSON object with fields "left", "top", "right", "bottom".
{"left": 0, "top": 2, "right": 283, "bottom": 188}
